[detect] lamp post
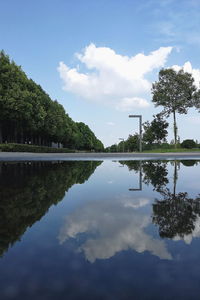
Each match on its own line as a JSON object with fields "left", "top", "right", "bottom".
{"left": 129, "top": 115, "right": 142, "bottom": 152}
{"left": 119, "top": 138, "right": 125, "bottom": 152}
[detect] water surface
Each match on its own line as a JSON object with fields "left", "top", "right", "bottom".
{"left": 0, "top": 160, "right": 200, "bottom": 300}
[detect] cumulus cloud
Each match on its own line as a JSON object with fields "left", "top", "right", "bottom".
{"left": 58, "top": 44, "right": 173, "bottom": 111}
{"left": 58, "top": 197, "right": 171, "bottom": 262}
{"left": 106, "top": 121, "right": 115, "bottom": 126}
{"left": 116, "top": 97, "right": 150, "bottom": 111}
{"left": 172, "top": 61, "right": 200, "bottom": 88}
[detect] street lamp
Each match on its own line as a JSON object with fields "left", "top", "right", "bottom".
{"left": 129, "top": 115, "right": 142, "bottom": 152}
{"left": 119, "top": 138, "right": 125, "bottom": 152}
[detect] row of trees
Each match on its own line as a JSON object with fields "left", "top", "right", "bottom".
{"left": 0, "top": 50, "right": 104, "bottom": 151}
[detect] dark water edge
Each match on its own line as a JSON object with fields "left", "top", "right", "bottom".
{"left": 0, "top": 160, "right": 200, "bottom": 300}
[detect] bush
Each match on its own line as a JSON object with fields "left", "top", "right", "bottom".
{"left": 0, "top": 143, "right": 75, "bottom": 153}
{"left": 181, "top": 139, "right": 197, "bottom": 149}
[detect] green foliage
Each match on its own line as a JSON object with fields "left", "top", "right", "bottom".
{"left": 0, "top": 50, "right": 104, "bottom": 151}
{"left": 181, "top": 139, "right": 197, "bottom": 149}
{"left": 152, "top": 68, "right": 197, "bottom": 146}
{"left": 143, "top": 114, "right": 169, "bottom": 145}
{"left": 105, "top": 133, "right": 139, "bottom": 152}
{"left": 76, "top": 122, "right": 104, "bottom": 151}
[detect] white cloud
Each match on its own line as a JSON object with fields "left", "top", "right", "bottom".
{"left": 106, "top": 121, "right": 115, "bottom": 126}
{"left": 116, "top": 97, "right": 150, "bottom": 112}
{"left": 172, "top": 61, "right": 200, "bottom": 88}
{"left": 58, "top": 197, "right": 171, "bottom": 262}
{"left": 58, "top": 44, "right": 173, "bottom": 111}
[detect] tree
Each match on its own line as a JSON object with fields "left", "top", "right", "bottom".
{"left": 125, "top": 134, "right": 139, "bottom": 152}
{"left": 181, "top": 139, "right": 197, "bottom": 149}
{"left": 193, "top": 89, "right": 200, "bottom": 111}
{"left": 143, "top": 114, "right": 169, "bottom": 145}
{"left": 152, "top": 68, "right": 197, "bottom": 147}
{"left": 0, "top": 50, "right": 104, "bottom": 150}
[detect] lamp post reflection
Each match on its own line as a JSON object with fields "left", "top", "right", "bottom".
{"left": 129, "top": 161, "right": 142, "bottom": 191}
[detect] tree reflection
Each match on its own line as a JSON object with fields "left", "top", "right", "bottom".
{"left": 0, "top": 161, "right": 101, "bottom": 257}
{"left": 120, "top": 160, "right": 200, "bottom": 240}
{"left": 120, "top": 160, "right": 169, "bottom": 191}
{"left": 152, "top": 189, "right": 200, "bottom": 238}
{"left": 152, "top": 160, "right": 200, "bottom": 239}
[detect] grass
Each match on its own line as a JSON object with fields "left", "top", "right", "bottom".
{"left": 143, "top": 148, "right": 200, "bottom": 153}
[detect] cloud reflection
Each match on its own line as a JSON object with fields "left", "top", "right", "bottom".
{"left": 58, "top": 197, "right": 171, "bottom": 262}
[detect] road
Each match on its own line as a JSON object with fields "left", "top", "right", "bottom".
{"left": 0, "top": 152, "right": 200, "bottom": 161}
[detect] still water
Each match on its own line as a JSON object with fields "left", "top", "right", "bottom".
{"left": 0, "top": 159, "right": 200, "bottom": 300}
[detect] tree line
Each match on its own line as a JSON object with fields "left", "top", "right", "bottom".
{"left": 0, "top": 50, "right": 104, "bottom": 151}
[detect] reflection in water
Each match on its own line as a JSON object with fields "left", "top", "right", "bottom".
{"left": 58, "top": 196, "right": 171, "bottom": 262}
{"left": 0, "top": 159, "right": 200, "bottom": 299}
{"left": 120, "top": 160, "right": 169, "bottom": 192}
{"left": 0, "top": 161, "right": 101, "bottom": 257}
{"left": 152, "top": 189, "right": 200, "bottom": 239}
{"left": 121, "top": 160, "right": 200, "bottom": 244}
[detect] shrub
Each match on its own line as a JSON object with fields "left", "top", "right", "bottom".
{"left": 181, "top": 139, "right": 196, "bottom": 149}
{"left": 0, "top": 143, "right": 75, "bottom": 153}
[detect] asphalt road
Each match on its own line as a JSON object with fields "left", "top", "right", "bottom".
{"left": 0, "top": 152, "right": 200, "bottom": 161}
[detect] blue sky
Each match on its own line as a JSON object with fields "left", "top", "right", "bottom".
{"left": 1, "top": 0, "right": 200, "bottom": 146}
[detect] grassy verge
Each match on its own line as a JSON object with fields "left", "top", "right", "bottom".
{"left": 0, "top": 143, "right": 75, "bottom": 153}
{"left": 143, "top": 148, "right": 200, "bottom": 153}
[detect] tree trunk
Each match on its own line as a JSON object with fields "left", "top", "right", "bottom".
{"left": 173, "top": 160, "right": 177, "bottom": 196}
{"left": 20, "top": 129, "right": 24, "bottom": 144}
{"left": 14, "top": 125, "right": 18, "bottom": 143}
{"left": 38, "top": 136, "right": 41, "bottom": 146}
{"left": 173, "top": 110, "right": 178, "bottom": 148}
{"left": 0, "top": 124, "right": 2, "bottom": 144}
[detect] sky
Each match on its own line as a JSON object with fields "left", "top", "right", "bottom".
{"left": 0, "top": 0, "right": 200, "bottom": 147}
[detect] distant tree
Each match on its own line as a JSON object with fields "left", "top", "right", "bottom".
{"left": 152, "top": 68, "right": 197, "bottom": 147}
{"left": 125, "top": 134, "right": 139, "bottom": 152}
{"left": 181, "top": 139, "right": 196, "bottom": 149}
{"left": 143, "top": 114, "right": 169, "bottom": 145}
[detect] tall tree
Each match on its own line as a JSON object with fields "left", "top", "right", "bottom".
{"left": 0, "top": 50, "right": 104, "bottom": 150}
{"left": 152, "top": 68, "right": 197, "bottom": 147}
